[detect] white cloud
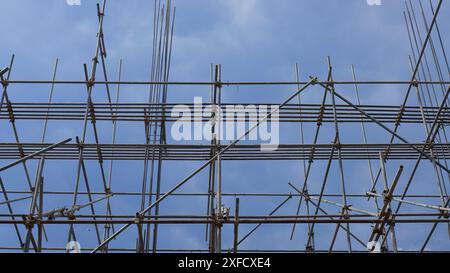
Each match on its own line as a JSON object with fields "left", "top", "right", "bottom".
{"left": 222, "top": 0, "right": 267, "bottom": 27}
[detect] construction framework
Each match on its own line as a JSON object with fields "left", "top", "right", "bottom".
{"left": 1, "top": 0, "right": 450, "bottom": 253}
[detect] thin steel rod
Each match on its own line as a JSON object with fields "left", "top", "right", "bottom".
{"left": 0, "top": 138, "right": 71, "bottom": 172}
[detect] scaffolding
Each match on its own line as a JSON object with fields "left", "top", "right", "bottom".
{"left": 0, "top": 0, "right": 450, "bottom": 253}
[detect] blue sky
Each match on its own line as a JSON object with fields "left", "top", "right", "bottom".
{"left": 1, "top": 0, "right": 450, "bottom": 252}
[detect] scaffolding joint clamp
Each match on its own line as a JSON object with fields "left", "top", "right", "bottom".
{"left": 308, "top": 151, "right": 315, "bottom": 163}
{"left": 388, "top": 218, "right": 396, "bottom": 227}
{"left": 18, "top": 147, "right": 25, "bottom": 158}
{"left": 382, "top": 191, "right": 392, "bottom": 202}
{"left": 440, "top": 209, "right": 449, "bottom": 219}
{"left": 367, "top": 189, "right": 376, "bottom": 198}
{"left": 305, "top": 245, "right": 315, "bottom": 252}
{"left": 219, "top": 206, "right": 230, "bottom": 222}
{"left": 395, "top": 105, "right": 405, "bottom": 126}
{"left": 23, "top": 215, "right": 36, "bottom": 228}
{"left": 333, "top": 140, "right": 342, "bottom": 149}
{"left": 381, "top": 208, "right": 392, "bottom": 219}
{"left": 317, "top": 106, "right": 325, "bottom": 126}
{"left": 87, "top": 78, "right": 95, "bottom": 88}
{"left": 134, "top": 213, "right": 144, "bottom": 224}
{"left": 47, "top": 213, "right": 55, "bottom": 221}
{"left": 6, "top": 101, "right": 15, "bottom": 123}
{"left": 96, "top": 147, "right": 103, "bottom": 163}
{"left": 77, "top": 141, "right": 85, "bottom": 150}
{"left": 343, "top": 206, "right": 351, "bottom": 219}
{"left": 0, "top": 68, "right": 8, "bottom": 87}
{"left": 425, "top": 140, "right": 434, "bottom": 150}
{"left": 303, "top": 190, "right": 311, "bottom": 201}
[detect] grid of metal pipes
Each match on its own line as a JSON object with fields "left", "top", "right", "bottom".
{"left": 0, "top": 0, "right": 450, "bottom": 253}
